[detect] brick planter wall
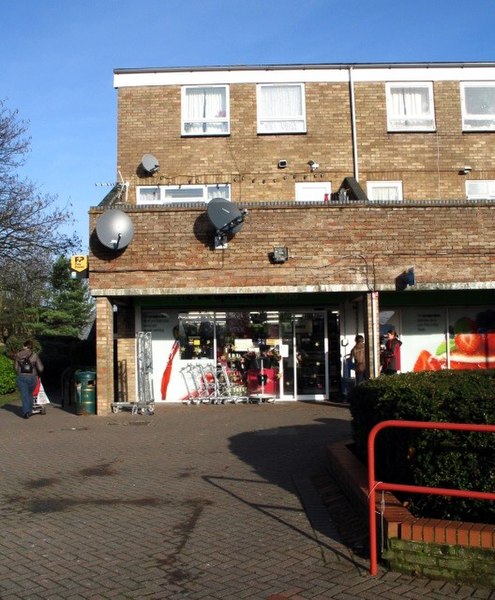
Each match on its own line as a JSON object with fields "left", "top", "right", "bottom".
{"left": 326, "top": 439, "right": 495, "bottom": 586}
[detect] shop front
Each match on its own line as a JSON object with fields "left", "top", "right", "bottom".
{"left": 128, "top": 290, "right": 495, "bottom": 406}
{"left": 137, "top": 306, "right": 341, "bottom": 403}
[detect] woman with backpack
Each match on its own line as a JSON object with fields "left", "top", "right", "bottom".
{"left": 14, "top": 340, "right": 44, "bottom": 419}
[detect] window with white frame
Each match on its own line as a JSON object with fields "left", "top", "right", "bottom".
{"left": 466, "top": 180, "right": 495, "bottom": 200}
{"left": 386, "top": 82, "right": 435, "bottom": 131}
{"left": 366, "top": 181, "right": 403, "bottom": 202}
{"left": 181, "top": 85, "right": 229, "bottom": 136}
{"left": 461, "top": 82, "right": 495, "bottom": 131}
{"left": 136, "top": 184, "right": 231, "bottom": 205}
{"left": 257, "top": 83, "right": 306, "bottom": 134}
{"left": 295, "top": 182, "right": 331, "bottom": 202}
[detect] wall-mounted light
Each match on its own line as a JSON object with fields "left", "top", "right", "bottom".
{"left": 278, "top": 159, "right": 288, "bottom": 169}
{"left": 269, "top": 247, "right": 289, "bottom": 264}
{"left": 459, "top": 165, "right": 472, "bottom": 175}
{"left": 308, "top": 160, "right": 319, "bottom": 172}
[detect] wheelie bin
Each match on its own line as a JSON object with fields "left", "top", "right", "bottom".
{"left": 74, "top": 369, "right": 96, "bottom": 415}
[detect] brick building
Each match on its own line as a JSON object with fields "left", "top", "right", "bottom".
{"left": 89, "top": 62, "right": 495, "bottom": 414}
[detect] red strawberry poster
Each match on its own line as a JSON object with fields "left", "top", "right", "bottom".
{"left": 401, "top": 307, "right": 495, "bottom": 373}
{"left": 401, "top": 309, "right": 446, "bottom": 372}
{"left": 446, "top": 309, "right": 495, "bottom": 370}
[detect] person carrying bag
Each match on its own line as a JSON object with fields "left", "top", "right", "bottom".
{"left": 14, "top": 340, "right": 44, "bottom": 419}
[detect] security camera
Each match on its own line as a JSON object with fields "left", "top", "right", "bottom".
{"left": 308, "top": 160, "right": 319, "bottom": 171}
{"left": 462, "top": 165, "right": 472, "bottom": 173}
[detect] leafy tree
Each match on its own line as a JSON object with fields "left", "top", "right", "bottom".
{"left": 31, "top": 256, "right": 93, "bottom": 338}
{"left": 0, "top": 99, "right": 80, "bottom": 337}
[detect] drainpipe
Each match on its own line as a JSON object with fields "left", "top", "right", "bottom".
{"left": 349, "top": 66, "right": 359, "bottom": 181}
{"left": 370, "top": 291, "right": 379, "bottom": 377}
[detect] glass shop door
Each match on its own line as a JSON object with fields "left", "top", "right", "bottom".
{"left": 280, "top": 311, "right": 328, "bottom": 400}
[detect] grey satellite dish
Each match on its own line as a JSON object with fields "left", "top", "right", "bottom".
{"left": 206, "top": 197, "right": 247, "bottom": 249}
{"left": 141, "top": 153, "right": 160, "bottom": 174}
{"left": 207, "top": 198, "right": 247, "bottom": 234}
{"left": 95, "top": 209, "right": 134, "bottom": 250}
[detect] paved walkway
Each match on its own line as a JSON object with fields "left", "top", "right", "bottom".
{"left": 0, "top": 397, "right": 494, "bottom": 599}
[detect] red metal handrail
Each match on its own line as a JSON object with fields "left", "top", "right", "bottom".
{"left": 368, "top": 420, "right": 495, "bottom": 576}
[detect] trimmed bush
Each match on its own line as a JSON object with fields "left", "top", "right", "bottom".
{"left": 349, "top": 370, "right": 495, "bottom": 523}
{"left": 0, "top": 352, "right": 17, "bottom": 395}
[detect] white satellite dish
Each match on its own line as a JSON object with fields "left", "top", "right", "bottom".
{"left": 95, "top": 209, "right": 134, "bottom": 250}
{"left": 141, "top": 154, "right": 160, "bottom": 174}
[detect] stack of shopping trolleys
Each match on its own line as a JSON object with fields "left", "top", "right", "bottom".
{"left": 180, "top": 362, "right": 248, "bottom": 404}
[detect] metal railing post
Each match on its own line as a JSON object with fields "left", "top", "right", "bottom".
{"left": 367, "top": 420, "right": 495, "bottom": 576}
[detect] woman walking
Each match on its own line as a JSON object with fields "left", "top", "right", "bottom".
{"left": 14, "top": 340, "right": 44, "bottom": 418}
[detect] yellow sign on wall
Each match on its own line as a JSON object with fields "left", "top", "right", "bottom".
{"left": 70, "top": 255, "right": 88, "bottom": 278}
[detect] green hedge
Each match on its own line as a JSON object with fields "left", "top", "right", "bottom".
{"left": 349, "top": 370, "right": 495, "bottom": 524}
{"left": 0, "top": 352, "right": 17, "bottom": 395}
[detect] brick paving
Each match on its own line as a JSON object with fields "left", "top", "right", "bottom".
{"left": 0, "top": 396, "right": 494, "bottom": 599}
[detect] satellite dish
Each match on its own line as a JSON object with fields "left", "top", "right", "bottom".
{"left": 206, "top": 198, "right": 248, "bottom": 250}
{"left": 207, "top": 198, "right": 247, "bottom": 234}
{"left": 95, "top": 209, "right": 134, "bottom": 250}
{"left": 141, "top": 153, "right": 160, "bottom": 174}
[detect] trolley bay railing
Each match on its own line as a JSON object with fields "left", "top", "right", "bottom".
{"left": 368, "top": 420, "right": 495, "bottom": 576}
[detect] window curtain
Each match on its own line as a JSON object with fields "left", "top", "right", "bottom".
{"left": 184, "top": 87, "right": 226, "bottom": 134}
{"left": 259, "top": 85, "right": 304, "bottom": 132}
{"left": 369, "top": 185, "right": 400, "bottom": 201}
{"left": 391, "top": 86, "right": 429, "bottom": 118}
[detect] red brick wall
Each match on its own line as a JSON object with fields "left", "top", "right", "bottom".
{"left": 115, "top": 80, "right": 495, "bottom": 204}
{"left": 89, "top": 202, "right": 495, "bottom": 294}
{"left": 95, "top": 297, "right": 114, "bottom": 414}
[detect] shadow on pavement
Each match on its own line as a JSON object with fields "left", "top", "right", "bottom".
{"left": 205, "top": 415, "right": 369, "bottom": 565}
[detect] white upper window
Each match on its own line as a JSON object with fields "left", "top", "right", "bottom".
{"left": 386, "top": 82, "right": 435, "bottom": 132}
{"left": 466, "top": 180, "right": 495, "bottom": 200}
{"left": 257, "top": 83, "right": 306, "bottom": 134}
{"left": 137, "top": 184, "right": 230, "bottom": 204}
{"left": 367, "top": 181, "right": 403, "bottom": 202}
{"left": 295, "top": 182, "right": 331, "bottom": 202}
{"left": 181, "top": 85, "right": 230, "bottom": 136}
{"left": 461, "top": 82, "right": 495, "bottom": 131}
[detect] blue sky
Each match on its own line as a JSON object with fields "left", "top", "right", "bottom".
{"left": 1, "top": 0, "right": 494, "bottom": 251}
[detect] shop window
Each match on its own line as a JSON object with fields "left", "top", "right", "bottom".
{"left": 257, "top": 83, "right": 306, "bottom": 134}
{"left": 386, "top": 82, "right": 435, "bottom": 131}
{"left": 461, "top": 82, "right": 495, "bottom": 131}
{"left": 178, "top": 312, "right": 214, "bottom": 359}
{"left": 181, "top": 85, "right": 230, "bottom": 136}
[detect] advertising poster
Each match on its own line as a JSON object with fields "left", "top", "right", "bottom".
{"left": 401, "top": 308, "right": 446, "bottom": 372}
{"left": 401, "top": 307, "right": 495, "bottom": 372}
{"left": 447, "top": 308, "right": 495, "bottom": 370}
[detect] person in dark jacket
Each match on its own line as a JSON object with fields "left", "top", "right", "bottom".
{"left": 350, "top": 334, "right": 367, "bottom": 384}
{"left": 382, "top": 329, "right": 402, "bottom": 375}
{"left": 14, "top": 340, "right": 44, "bottom": 419}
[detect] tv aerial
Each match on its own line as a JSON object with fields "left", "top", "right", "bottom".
{"left": 95, "top": 209, "right": 134, "bottom": 251}
{"left": 206, "top": 197, "right": 248, "bottom": 249}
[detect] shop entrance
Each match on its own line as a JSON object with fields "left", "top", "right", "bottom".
{"left": 143, "top": 306, "right": 340, "bottom": 402}
{"left": 279, "top": 311, "right": 328, "bottom": 400}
